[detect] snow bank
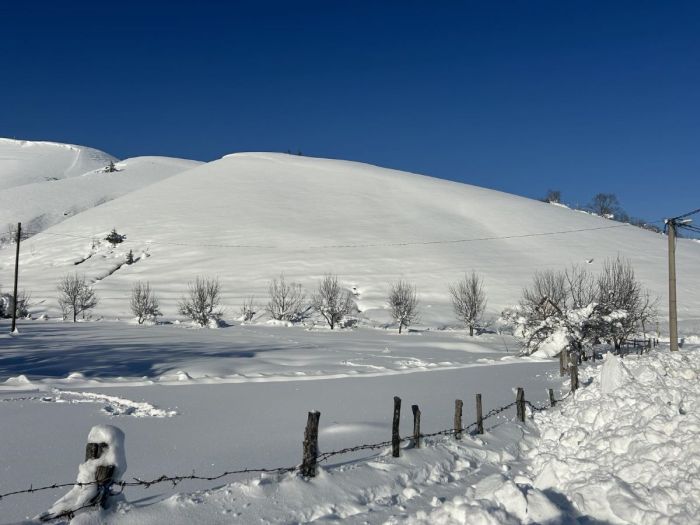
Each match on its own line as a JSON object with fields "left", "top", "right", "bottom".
{"left": 527, "top": 349, "right": 700, "bottom": 524}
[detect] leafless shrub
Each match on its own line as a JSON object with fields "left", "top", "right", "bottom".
{"left": 449, "top": 272, "right": 487, "bottom": 336}
{"left": 266, "top": 274, "right": 308, "bottom": 322}
{"left": 58, "top": 273, "right": 98, "bottom": 322}
{"left": 0, "top": 289, "right": 32, "bottom": 319}
{"left": 130, "top": 281, "right": 161, "bottom": 325}
{"left": 312, "top": 274, "right": 354, "bottom": 329}
{"left": 388, "top": 280, "right": 419, "bottom": 334}
{"left": 178, "top": 277, "right": 224, "bottom": 327}
{"left": 240, "top": 296, "right": 258, "bottom": 322}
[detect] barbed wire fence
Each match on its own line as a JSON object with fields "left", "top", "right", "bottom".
{"left": 0, "top": 381, "right": 577, "bottom": 522}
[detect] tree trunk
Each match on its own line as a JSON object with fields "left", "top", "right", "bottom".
{"left": 399, "top": 323, "right": 403, "bottom": 334}
{"left": 469, "top": 325, "right": 474, "bottom": 337}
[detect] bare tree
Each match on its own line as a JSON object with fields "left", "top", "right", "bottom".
{"left": 388, "top": 280, "right": 419, "bottom": 334}
{"left": 312, "top": 274, "right": 354, "bottom": 329}
{"left": 449, "top": 272, "right": 487, "bottom": 336}
{"left": 130, "top": 282, "right": 161, "bottom": 325}
{"left": 239, "top": 296, "right": 258, "bottom": 322}
{"left": 565, "top": 265, "right": 597, "bottom": 309}
{"left": 266, "top": 274, "right": 308, "bottom": 322}
{"left": 543, "top": 190, "right": 561, "bottom": 204}
{"left": 596, "top": 256, "right": 656, "bottom": 350}
{"left": 178, "top": 277, "right": 224, "bottom": 327}
{"left": 57, "top": 274, "right": 98, "bottom": 322}
{"left": 589, "top": 193, "right": 621, "bottom": 218}
{"left": 521, "top": 269, "right": 567, "bottom": 320}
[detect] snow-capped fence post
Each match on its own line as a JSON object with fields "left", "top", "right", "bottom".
{"left": 570, "top": 362, "right": 579, "bottom": 393}
{"left": 40, "top": 425, "right": 125, "bottom": 521}
{"left": 475, "top": 394, "right": 484, "bottom": 434}
{"left": 392, "top": 396, "right": 401, "bottom": 458}
{"left": 454, "top": 399, "right": 463, "bottom": 439}
{"left": 548, "top": 388, "right": 556, "bottom": 407}
{"left": 411, "top": 404, "right": 421, "bottom": 448}
{"left": 516, "top": 388, "right": 525, "bottom": 422}
{"left": 301, "top": 411, "right": 321, "bottom": 478}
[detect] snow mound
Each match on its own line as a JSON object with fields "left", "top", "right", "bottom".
{"left": 42, "top": 424, "right": 126, "bottom": 519}
{"left": 528, "top": 348, "right": 700, "bottom": 524}
{"left": 600, "top": 352, "right": 632, "bottom": 394}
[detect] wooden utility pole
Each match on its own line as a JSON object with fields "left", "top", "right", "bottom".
{"left": 10, "top": 222, "right": 21, "bottom": 333}
{"left": 667, "top": 219, "right": 678, "bottom": 352}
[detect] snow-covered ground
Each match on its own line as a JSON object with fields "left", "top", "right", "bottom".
{"left": 0, "top": 139, "right": 116, "bottom": 190}
{"left": 0, "top": 138, "right": 201, "bottom": 240}
{"left": 1, "top": 145, "right": 699, "bottom": 524}
{"left": 1, "top": 151, "right": 699, "bottom": 333}
{"left": 1, "top": 320, "right": 696, "bottom": 524}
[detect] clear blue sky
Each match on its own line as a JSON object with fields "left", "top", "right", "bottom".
{"left": 2, "top": 1, "right": 699, "bottom": 223}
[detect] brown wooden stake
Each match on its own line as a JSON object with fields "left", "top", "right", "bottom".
{"left": 475, "top": 394, "right": 484, "bottom": 435}
{"left": 570, "top": 363, "right": 579, "bottom": 393}
{"left": 559, "top": 350, "right": 567, "bottom": 376}
{"left": 548, "top": 388, "right": 556, "bottom": 407}
{"left": 454, "top": 399, "right": 463, "bottom": 440}
{"left": 84, "top": 440, "right": 114, "bottom": 508}
{"left": 392, "top": 396, "right": 401, "bottom": 457}
{"left": 412, "top": 404, "right": 421, "bottom": 448}
{"left": 301, "top": 411, "right": 321, "bottom": 477}
{"left": 516, "top": 387, "right": 525, "bottom": 422}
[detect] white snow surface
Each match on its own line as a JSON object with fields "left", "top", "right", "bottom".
{"left": 0, "top": 138, "right": 117, "bottom": 189}
{"left": 528, "top": 348, "right": 700, "bottom": 524}
{"left": 14, "top": 345, "right": 697, "bottom": 524}
{"left": 0, "top": 142, "right": 201, "bottom": 238}
{"left": 1, "top": 151, "right": 699, "bottom": 331}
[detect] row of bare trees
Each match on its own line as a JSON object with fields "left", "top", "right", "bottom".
{"left": 49, "top": 272, "right": 487, "bottom": 334}
{"left": 49, "top": 258, "right": 654, "bottom": 356}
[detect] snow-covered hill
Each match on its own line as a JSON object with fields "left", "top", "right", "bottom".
{"left": 0, "top": 156, "right": 201, "bottom": 239}
{"left": 1, "top": 152, "right": 698, "bottom": 329}
{"left": 0, "top": 138, "right": 116, "bottom": 189}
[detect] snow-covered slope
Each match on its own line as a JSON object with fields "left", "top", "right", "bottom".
{"left": 0, "top": 138, "right": 116, "bottom": 189}
{"left": 0, "top": 156, "right": 202, "bottom": 238}
{"left": 2, "top": 152, "right": 698, "bottom": 328}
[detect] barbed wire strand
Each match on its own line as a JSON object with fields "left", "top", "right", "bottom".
{"left": 3, "top": 390, "right": 573, "bottom": 521}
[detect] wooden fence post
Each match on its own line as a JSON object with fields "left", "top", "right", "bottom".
{"left": 559, "top": 350, "right": 567, "bottom": 376}
{"left": 475, "top": 394, "right": 484, "bottom": 435}
{"left": 301, "top": 411, "right": 321, "bottom": 478}
{"left": 454, "top": 399, "right": 463, "bottom": 440}
{"left": 412, "top": 404, "right": 421, "bottom": 448}
{"left": 516, "top": 387, "right": 525, "bottom": 422}
{"left": 548, "top": 388, "right": 556, "bottom": 407}
{"left": 85, "top": 440, "right": 114, "bottom": 508}
{"left": 392, "top": 396, "right": 401, "bottom": 458}
{"left": 570, "top": 362, "right": 579, "bottom": 393}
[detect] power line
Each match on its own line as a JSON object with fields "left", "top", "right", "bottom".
{"left": 21, "top": 224, "right": 632, "bottom": 252}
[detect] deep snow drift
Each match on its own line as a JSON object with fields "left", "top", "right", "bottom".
{"left": 1, "top": 152, "right": 698, "bottom": 331}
